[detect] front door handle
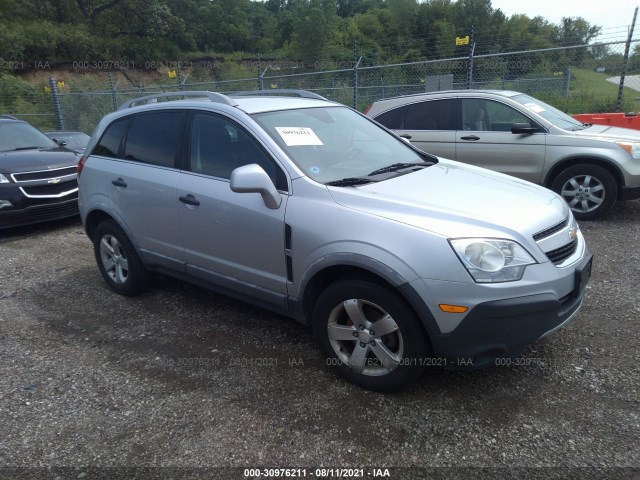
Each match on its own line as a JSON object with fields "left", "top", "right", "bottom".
{"left": 399, "top": 134, "right": 412, "bottom": 139}
{"left": 179, "top": 194, "right": 200, "bottom": 206}
{"left": 111, "top": 178, "right": 127, "bottom": 188}
{"left": 460, "top": 135, "right": 480, "bottom": 141}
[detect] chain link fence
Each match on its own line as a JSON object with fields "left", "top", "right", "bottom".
{"left": 5, "top": 38, "right": 640, "bottom": 134}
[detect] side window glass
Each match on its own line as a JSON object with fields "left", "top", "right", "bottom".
{"left": 478, "top": 100, "right": 532, "bottom": 132}
{"left": 403, "top": 99, "right": 455, "bottom": 131}
{"left": 373, "top": 106, "right": 406, "bottom": 129}
{"left": 124, "top": 111, "right": 186, "bottom": 168}
{"left": 190, "top": 113, "right": 287, "bottom": 191}
{"left": 92, "top": 117, "right": 129, "bottom": 158}
{"left": 462, "top": 99, "right": 489, "bottom": 131}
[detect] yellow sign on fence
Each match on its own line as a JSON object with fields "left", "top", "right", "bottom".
{"left": 456, "top": 35, "right": 470, "bottom": 46}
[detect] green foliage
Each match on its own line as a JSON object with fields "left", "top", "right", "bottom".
{"left": 0, "top": 74, "right": 56, "bottom": 129}
{"left": 0, "top": 0, "right": 609, "bottom": 67}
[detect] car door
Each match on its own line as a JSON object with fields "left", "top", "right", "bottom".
{"left": 176, "top": 112, "right": 289, "bottom": 308}
{"left": 391, "top": 99, "right": 458, "bottom": 159}
{"left": 455, "top": 98, "right": 546, "bottom": 183}
{"left": 96, "top": 111, "right": 186, "bottom": 269}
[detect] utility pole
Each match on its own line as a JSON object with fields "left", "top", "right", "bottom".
{"left": 615, "top": 7, "right": 638, "bottom": 112}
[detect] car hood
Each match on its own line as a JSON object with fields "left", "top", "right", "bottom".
{"left": 572, "top": 124, "right": 640, "bottom": 142}
{"left": 328, "top": 159, "right": 569, "bottom": 239}
{"left": 0, "top": 148, "right": 78, "bottom": 174}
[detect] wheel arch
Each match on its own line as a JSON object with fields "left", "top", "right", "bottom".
{"left": 298, "top": 260, "right": 439, "bottom": 350}
{"left": 84, "top": 208, "right": 139, "bottom": 249}
{"left": 544, "top": 156, "right": 625, "bottom": 199}
{"left": 84, "top": 208, "right": 115, "bottom": 241}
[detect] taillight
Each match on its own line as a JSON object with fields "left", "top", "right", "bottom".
{"left": 363, "top": 105, "right": 372, "bottom": 115}
{"left": 77, "top": 156, "right": 87, "bottom": 176}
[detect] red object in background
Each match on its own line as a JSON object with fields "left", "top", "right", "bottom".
{"left": 573, "top": 112, "right": 640, "bottom": 130}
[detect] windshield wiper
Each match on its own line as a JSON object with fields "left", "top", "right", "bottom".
{"left": 13, "top": 146, "right": 41, "bottom": 151}
{"left": 325, "top": 177, "right": 377, "bottom": 187}
{"left": 367, "top": 162, "right": 429, "bottom": 176}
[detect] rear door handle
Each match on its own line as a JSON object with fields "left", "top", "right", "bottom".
{"left": 179, "top": 194, "right": 200, "bottom": 206}
{"left": 399, "top": 134, "right": 412, "bottom": 139}
{"left": 111, "top": 178, "right": 127, "bottom": 188}
{"left": 460, "top": 135, "right": 480, "bottom": 141}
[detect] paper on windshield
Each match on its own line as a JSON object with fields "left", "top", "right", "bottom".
{"left": 523, "top": 102, "right": 546, "bottom": 114}
{"left": 275, "top": 127, "right": 324, "bottom": 146}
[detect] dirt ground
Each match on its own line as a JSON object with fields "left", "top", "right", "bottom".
{"left": 1, "top": 200, "right": 639, "bottom": 480}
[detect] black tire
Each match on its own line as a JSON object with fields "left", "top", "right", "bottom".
{"left": 93, "top": 219, "right": 151, "bottom": 296}
{"left": 312, "top": 278, "right": 430, "bottom": 392}
{"left": 550, "top": 164, "right": 618, "bottom": 220}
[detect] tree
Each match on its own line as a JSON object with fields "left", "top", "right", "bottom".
{"left": 289, "top": 0, "right": 338, "bottom": 61}
{"left": 556, "top": 17, "right": 601, "bottom": 46}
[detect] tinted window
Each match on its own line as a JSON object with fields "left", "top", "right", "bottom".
{"left": 373, "top": 106, "right": 406, "bottom": 129}
{"left": 403, "top": 99, "right": 456, "bottom": 130}
{"left": 124, "top": 111, "right": 186, "bottom": 167}
{"left": 92, "top": 118, "right": 129, "bottom": 158}
{"left": 190, "top": 113, "right": 287, "bottom": 190}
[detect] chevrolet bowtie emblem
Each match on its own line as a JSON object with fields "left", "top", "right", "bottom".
{"left": 48, "top": 177, "right": 61, "bottom": 184}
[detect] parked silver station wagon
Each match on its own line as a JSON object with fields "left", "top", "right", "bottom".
{"left": 78, "top": 90, "right": 592, "bottom": 391}
{"left": 366, "top": 90, "right": 640, "bottom": 220}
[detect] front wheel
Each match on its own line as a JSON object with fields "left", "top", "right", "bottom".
{"left": 313, "top": 279, "right": 430, "bottom": 392}
{"left": 550, "top": 164, "right": 618, "bottom": 220}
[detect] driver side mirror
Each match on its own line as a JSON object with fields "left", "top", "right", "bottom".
{"left": 230, "top": 164, "right": 282, "bottom": 210}
{"left": 511, "top": 123, "right": 540, "bottom": 134}
{"left": 54, "top": 139, "right": 67, "bottom": 147}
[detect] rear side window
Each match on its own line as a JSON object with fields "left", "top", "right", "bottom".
{"left": 92, "top": 118, "right": 129, "bottom": 158}
{"left": 403, "top": 99, "right": 456, "bottom": 130}
{"left": 373, "top": 106, "right": 406, "bottom": 129}
{"left": 124, "top": 111, "right": 186, "bottom": 168}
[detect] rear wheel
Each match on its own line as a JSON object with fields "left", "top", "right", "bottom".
{"left": 93, "top": 220, "right": 150, "bottom": 296}
{"left": 313, "top": 278, "right": 429, "bottom": 391}
{"left": 550, "top": 164, "right": 617, "bottom": 220}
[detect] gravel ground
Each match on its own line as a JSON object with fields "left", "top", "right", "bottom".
{"left": 1, "top": 201, "right": 639, "bottom": 480}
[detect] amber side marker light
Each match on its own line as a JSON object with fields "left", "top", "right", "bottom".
{"left": 439, "top": 304, "right": 469, "bottom": 313}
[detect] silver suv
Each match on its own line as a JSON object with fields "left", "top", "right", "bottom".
{"left": 366, "top": 90, "right": 640, "bottom": 220}
{"left": 78, "top": 90, "right": 592, "bottom": 391}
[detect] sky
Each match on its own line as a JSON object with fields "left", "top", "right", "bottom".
{"left": 490, "top": 0, "right": 639, "bottom": 42}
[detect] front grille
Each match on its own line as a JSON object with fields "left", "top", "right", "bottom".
{"left": 24, "top": 200, "right": 78, "bottom": 218}
{"left": 12, "top": 166, "right": 77, "bottom": 182}
{"left": 533, "top": 218, "right": 568, "bottom": 241}
{"left": 21, "top": 179, "right": 78, "bottom": 198}
{"left": 11, "top": 165, "right": 78, "bottom": 198}
{"left": 545, "top": 239, "right": 578, "bottom": 265}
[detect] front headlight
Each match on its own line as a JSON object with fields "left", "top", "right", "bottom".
{"left": 449, "top": 238, "right": 536, "bottom": 283}
{"left": 0, "top": 173, "right": 10, "bottom": 183}
{"left": 615, "top": 142, "right": 640, "bottom": 158}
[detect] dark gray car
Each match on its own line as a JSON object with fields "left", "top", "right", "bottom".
{"left": 0, "top": 118, "right": 79, "bottom": 228}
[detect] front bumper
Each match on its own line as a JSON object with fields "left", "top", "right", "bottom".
{"left": 0, "top": 197, "right": 79, "bottom": 229}
{"left": 620, "top": 184, "right": 640, "bottom": 201}
{"left": 426, "top": 252, "right": 593, "bottom": 368}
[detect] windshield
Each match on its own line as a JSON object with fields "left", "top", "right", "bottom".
{"left": 511, "top": 94, "right": 586, "bottom": 131}
{"left": 48, "top": 132, "right": 90, "bottom": 148}
{"left": 0, "top": 122, "right": 57, "bottom": 150}
{"left": 252, "top": 106, "right": 432, "bottom": 184}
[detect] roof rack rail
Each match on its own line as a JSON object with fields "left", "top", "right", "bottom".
{"left": 118, "top": 91, "right": 237, "bottom": 110}
{"left": 229, "top": 89, "right": 327, "bottom": 101}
